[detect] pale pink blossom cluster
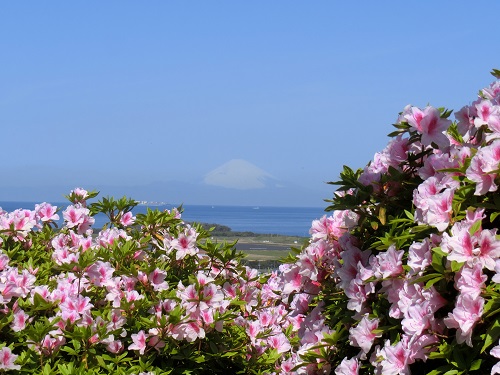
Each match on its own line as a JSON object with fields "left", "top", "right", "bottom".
{"left": 325, "top": 75, "right": 500, "bottom": 374}
{"left": 0, "top": 187, "right": 345, "bottom": 373}
{"left": 358, "top": 135, "right": 410, "bottom": 194}
{"left": 235, "top": 207, "right": 362, "bottom": 373}
{"left": 0, "top": 208, "right": 37, "bottom": 241}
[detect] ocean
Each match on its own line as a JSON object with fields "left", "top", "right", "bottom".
{"left": 0, "top": 201, "right": 327, "bottom": 237}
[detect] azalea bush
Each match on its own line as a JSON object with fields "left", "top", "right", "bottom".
{"left": 0, "top": 190, "right": 306, "bottom": 374}
{"left": 0, "top": 185, "right": 344, "bottom": 374}
{"left": 279, "top": 69, "right": 500, "bottom": 374}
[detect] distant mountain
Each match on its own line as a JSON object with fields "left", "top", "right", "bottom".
{"left": 0, "top": 159, "right": 332, "bottom": 207}
{"left": 204, "top": 159, "right": 277, "bottom": 190}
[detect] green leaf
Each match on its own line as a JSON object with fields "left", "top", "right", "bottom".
{"left": 426, "top": 276, "right": 444, "bottom": 289}
{"left": 450, "top": 261, "right": 464, "bottom": 273}
{"left": 209, "top": 341, "right": 219, "bottom": 354}
{"left": 452, "top": 346, "right": 467, "bottom": 370}
{"left": 468, "top": 220, "right": 482, "bottom": 236}
{"left": 60, "top": 346, "right": 79, "bottom": 356}
{"left": 469, "top": 359, "right": 482, "bottom": 371}
{"left": 42, "top": 363, "right": 53, "bottom": 375}
{"left": 433, "top": 247, "right": 447, "bottom": 256}
{"left": 431, "top": 249, "right": 445, "bottom": 273}
{"left": 96, "top": 356, "right": 107, "bottom": 368}
{"left": 412, "top": 273, "right": 444, "bottom": 285}
{"left": 481, "top": 316, "right": 500, "bottom": 353}
{"left": 404, "top": 210, "right": 414, "bottom": 220}
{"left": 426, "top": 365, "right": 456, "bottom": 375}
{"left": 378, "top": 206, "right": 386, "bottom": 225}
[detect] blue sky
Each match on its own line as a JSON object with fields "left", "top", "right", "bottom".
{"left": 1, "top": 2, "right": 500, "bottom": 207}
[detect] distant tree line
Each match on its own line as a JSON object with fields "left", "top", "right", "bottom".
{"left": 193, "top": 222, "right": 262, "bottom": 237}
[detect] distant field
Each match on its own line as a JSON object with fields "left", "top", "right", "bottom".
{"left": 241, "top": 249, "right": 292, "bottom": 261}
{"left": 198, "top": 223, "right": 308, "bottom": 262}
{"left": 210, "top": 237, "right": 306, "bottom": 262}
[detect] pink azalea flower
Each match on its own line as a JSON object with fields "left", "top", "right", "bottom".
{"left": 280, "top": 264, "right": 303, "bottom": 295}
{"left": 490, "top": 341, "right": 500, "bottom": 359}
{"left": 170, "top": 228, "right": 198, "bottom": 260}
{"left": 35, "top": 202, "right": 60, "bottom": 223}
{"left": 63, "top": 204, "right": 90, "bottom": 229}
{"left": 349, "top": 315, "right": 381, "bottom": 354}
{"left": 0, "top": 347, "right": 21, "bottom": 371}
{"left": 129, "top": 330, "right": 148, "bottom": 355}
{"left": 372, "top": 245, "right": 404, "bottom": 279}
{"left": 482, "top": 80, "right": 500, "bottom": 103}
{"left": 466, "top": 140, "right": 500, "bottom": 195}
{"left": 97, "top": 228, "right": 130, "bottom": 247}
{"left": 310, "top": 211, "right": 358, "bottom": 242}
{"left": 444, "top": 227, "right": 500, "bottom": 270}
{"left": 59, "top": 295, "right": 93, "bottom": 323}
{"left": 125, "top": 290, "right": 144, "bottom": 305}
{"left": 86, "top": 261, "right": 115, "bottom": 287}
{"left": 455, "top": 104, "right": 477, "bottom": 137}
{"left": 0, "top": 209, "right": 36, "bottom": 241}
{"left": 345, "top": 276, "right": 374, "bottom": 313}
{"left": 407, "top": 239, "right": 432, "bottom": 275}
{"left": 256, "top": 310, "right": 275, "bottom": 328}
{"left": 52, "top": 247, "right": 79, "bottom": 266}
{"left": 11, "top": 268, "right": 36, "bottom": 297}
{"left": 222, "top": 282, "right": 237, "bottom": 299}
{"left": 491, "top": 340, "right": 500, "bottom": 374}
{"left": 147, "top": 329, "right": 166, "bottom": 352}
{"left": 30, "top": 285, "right": 51, "bottom": 303}
{"left": 195, "top": 271, "right": 214, "bottom": 286}
{"left": 474, "top": 100, "right": 500, "bottom": 133}
{"left": 246, "top": 320, "right": 261, "bottom": 344}
{"left": 467, "top": 156, "right": 497, "bottom": 195}
{"left": 11, "top": 308, "right": 29, "bottom": 332}
{"left": 266, "top": 333, "right": 291, "bottom": 354}
{"left": 401, "top": 301, "right": 435, "bottom": 336}
{"left": 148, "top": 268, "right": 169, "bottom": 291}
{"left": 442, "top": 227, "right": 474, "bottom": 263}
{"left": 106, "top": 339, "right": 124, "bottom": 354}
{"left": 492, "top": 260, "right": 500, "bottom": 284}
{"left": 0, "top": 252, "right": 9, "bottom": 271}
{"left": 424, "top": 188, "right": 454, "bottom": 232}
{"left": 493, "top": 362, "right": 500, "bottom": 375}
{"left": 335, "top": 357, "right": 360, "bottom": 375}
{"left": 69, "top": 187, "right": 89, "bottom": 206}
{"left": 119, "top": 211, "right": 135, "bottom": 226}
{"left": 280, "top": 355, "right": 299, "bottom": 374}
{"left": 418, "top": 152, "right": 457, "bottom": 180}
{"left": 106, "top": 309, "right": 127, "bottom": 332}
{"left": 297, "top": 247, "right": 320, "bottom": 281}
{"left": 170, "top": 321, "right": 205, "bottom": 342}
{"left": 335, "top": 245, "right": 371, "bottom": 289}
{"left": 444, "top": 294, "right": 484, "bottom": 346}
{"left": 406, "top": 333, "right": 439, "bottom": 362}
{"left": 455, "top": 264, "right": 487, "bottom": 298}
{"left": 38, "top": 334, "right": 66, "bottom": 356}
{"left": 375, "top": 339, "right": 411, "bottom": 375}
{"left": 404, "top": 106, "right": 451, "bottom": 148}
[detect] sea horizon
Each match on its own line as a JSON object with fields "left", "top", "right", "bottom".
{"left": 0, "top": 201, "right": 327, "bottom": 237}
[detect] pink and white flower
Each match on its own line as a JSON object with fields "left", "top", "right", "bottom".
{"left": 0, "top": 347, "right": 21, "bottom": 371}
{"left": 404, "top": 105, "right": 451, "bottom": 148}
{"left": 444, "top": 294, "right": 484, "bottom": 346}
